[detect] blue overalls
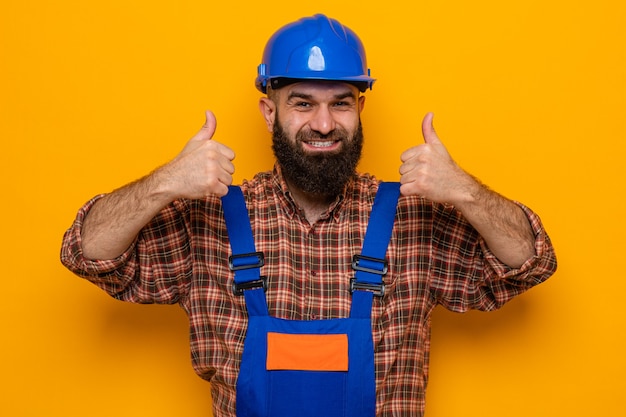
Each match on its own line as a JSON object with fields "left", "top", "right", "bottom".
{"left": 221, "top": 182, "right": 400, "bottom": 417}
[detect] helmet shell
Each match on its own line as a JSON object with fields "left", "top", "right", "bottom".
{"left": 255, "top": 14, "right": 375, "bottom": 93}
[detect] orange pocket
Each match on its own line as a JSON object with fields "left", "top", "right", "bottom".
{"left": 266, "top": 332, "right": 348, "bottom": 371}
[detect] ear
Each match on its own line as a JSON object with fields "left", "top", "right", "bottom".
{"left": 358, "top": 95, "right": 366, "bottom": 112}
{"left": 259, "top": 97, "right": 276, "bottom": 132}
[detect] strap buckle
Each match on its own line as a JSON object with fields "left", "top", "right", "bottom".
{"left": 350, "top": 278, "right": 385, "bottom": 297}
{"left": 351, "top": 254, "right": 387, "bottom": 297}
{"left": 351, "top": 254, "right": 388, "bottom": 275}
{"left": 233, "top": 277, "right": 268, "bottom": 296}
{"left": 228, "top": 251, "right": 265, "bottom": 271}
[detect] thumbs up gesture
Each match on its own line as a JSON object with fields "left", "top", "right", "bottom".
{"left": 162, "top": 110, "right": 236, "bottom": 199}
{"left": 399, "top": 113, "right": 478, "bottom": 204}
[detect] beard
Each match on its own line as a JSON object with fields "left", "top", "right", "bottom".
{"left": 272, "top": 118, "right": 364, "bottom": 197}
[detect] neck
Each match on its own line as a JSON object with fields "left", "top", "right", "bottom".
{"left": 285, "top": 179, "right": 336, "bottom": 224}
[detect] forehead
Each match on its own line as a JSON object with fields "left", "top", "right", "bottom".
{"left": 278, "top": 81, "right": 360, "bottom": 100}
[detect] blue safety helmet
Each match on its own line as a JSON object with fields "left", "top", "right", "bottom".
{"left": 255, "top": 14, "right": 375, "bottom": 93}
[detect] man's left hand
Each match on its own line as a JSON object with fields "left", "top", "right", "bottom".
{"left": 399, "top": 112, "right": 479, "bottom": 205}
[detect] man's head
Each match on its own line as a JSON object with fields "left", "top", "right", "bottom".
{"left": 260, "top": 81, "right": 365, "bottom": 197}
{"left": 256, "top": 15, "right": 373, "bottom": 197}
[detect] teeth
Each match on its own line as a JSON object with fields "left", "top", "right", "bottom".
{"left": 308, "top": 141, "right": 334, "bottom": 148}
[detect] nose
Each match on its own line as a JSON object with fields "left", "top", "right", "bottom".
{"left": 308, "top": 106, "right": 336, "bottom": 136}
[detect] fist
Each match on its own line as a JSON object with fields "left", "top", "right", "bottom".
{"left": 163, "top": 111, "right": 236, "bottom": 198}
{"left": 399, "top": 113, "right": 477, "bottom": 204}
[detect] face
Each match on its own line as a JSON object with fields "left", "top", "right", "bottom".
{"left": 260, "top": 81, "right": 366, "bottom": 196}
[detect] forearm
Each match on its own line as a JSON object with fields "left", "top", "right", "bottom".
{"left": 74, "top": 110, "right": 234, "bottom": 261}
{"left": 399, "top": 113, "right": 539, "bottom": 268}
{"left": 455, "top": 183, "right": 536, "bottom": 268}
{"left": 81, "top": 168, "right": 176, "bottom": 260}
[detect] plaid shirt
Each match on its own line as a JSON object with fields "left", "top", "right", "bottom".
{"left": 61, "top": 165, "right": 557, "bottom": 417}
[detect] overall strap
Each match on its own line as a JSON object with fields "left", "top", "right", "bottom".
{"left": 350, "top": 182, "right": 401, "bottom": 319}
{"left": 221, "top": 186, "right": 268, "bottom": 317}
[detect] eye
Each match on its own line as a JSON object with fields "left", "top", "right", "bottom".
{"left": 332, "top": 100, "right": 355, "bottom": 109}
{"left": 292, "top": 100, "right": 312, "bottom": 109}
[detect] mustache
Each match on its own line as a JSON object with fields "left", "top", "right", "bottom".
{"left": 296, "top": 128, "right": 349, "bottom": 142}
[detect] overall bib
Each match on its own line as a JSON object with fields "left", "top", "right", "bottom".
{"left": 221, "top": 183, "right": 400, "bottom": 417}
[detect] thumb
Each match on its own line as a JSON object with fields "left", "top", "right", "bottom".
{"left": 421, "top": 112, "right": 441, "bottom": 145}
{"left": 192, "top": 110, "right": 217, "bottom": 142}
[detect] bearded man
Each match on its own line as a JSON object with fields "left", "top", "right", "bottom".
{"left": 61, "top": 14, "right": 556, "bottom": 417}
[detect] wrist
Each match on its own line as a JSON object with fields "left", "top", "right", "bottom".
{"left": 146, "top": 164, "right": 183, "bottom": 203}
{"left": 450, "top": 173, "right": 485, "bottom": 209}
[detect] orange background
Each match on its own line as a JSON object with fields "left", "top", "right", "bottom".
{"left": 1, "top": 0, "right": 624, "bottom": 416}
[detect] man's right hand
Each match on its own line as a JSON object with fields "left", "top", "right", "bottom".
{"left": 81, "top": 111, "right": 235, "bottom": 260}
{"left": 157, "top": 110, "right": 236, "bottom": 199}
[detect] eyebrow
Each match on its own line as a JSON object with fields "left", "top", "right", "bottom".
{"left": 286, "top": 90, "right": 358, "bottom": 101}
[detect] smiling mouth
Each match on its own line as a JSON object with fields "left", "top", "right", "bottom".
{"left": 306, "top": 140, "right": 338, "bottom": 148}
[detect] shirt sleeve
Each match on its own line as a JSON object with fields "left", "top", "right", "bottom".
{"left": 430, "top": 201, "right": 557, "bottom": 312}
{"left": 60, "top": 195, "right": 193, "bottom": 304}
